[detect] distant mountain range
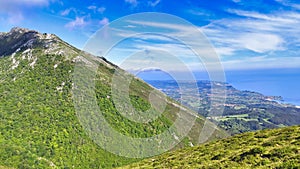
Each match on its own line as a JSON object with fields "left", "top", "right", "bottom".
{"left": 0, "top": 27, "right": 227, "bottom": 168}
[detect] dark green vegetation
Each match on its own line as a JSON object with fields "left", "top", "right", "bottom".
{"left": 122, "top": 125, "right": 300, "bottom": 169}
{"left": 0, "top": 28, "right": 227, "bottom": 168}
{"left": 147, "top": 80, "right": 300, "bottom": 135}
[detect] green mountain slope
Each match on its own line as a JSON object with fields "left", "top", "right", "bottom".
{"left": 0, "top": 28, "right": 227, "bottom": 168}
{"left": 122, "top": 125, "right": 300, "bottom": 168}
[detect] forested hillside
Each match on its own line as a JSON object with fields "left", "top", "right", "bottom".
{"left": 0, "top": 28, "right": 227, "bottom": 168}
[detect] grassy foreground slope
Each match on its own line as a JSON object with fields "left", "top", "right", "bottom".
{"left": 122, "top": 125, "right": 300, "bottom": 168}
{"left": 0, "top": 28, "right": 227, "bottom": 168}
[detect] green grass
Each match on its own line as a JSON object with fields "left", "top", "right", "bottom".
{"left": 121, "top": 125, "right": 300, "bottom": 168}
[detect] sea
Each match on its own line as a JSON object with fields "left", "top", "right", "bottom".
{"left": 137, "top": 68, "right": 300, "bottom": 106}
{"left": 224, "top": 68, "right": 300, "bottom": 106}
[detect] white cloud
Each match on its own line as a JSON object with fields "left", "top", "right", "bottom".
{"left": 239, "top": 33, "right": 284, "bottom": 53}
{"left": 133, "top": 43, "right": 195, "bottom": 58}
{"left": 60, "top": 8, "right": 77, "bottom": 16}
{"left": 0, "top": 0, "right": 50, "bottom": 8}
{"left": 126, "top": 20, "right": 200, "bottom": 35}
{"left": 0, "top": 0, "right": 52, "bottom": 23}
{"left": 222, "top": 56, "right": 300, "bottom": 70}
{"left": 113, "top": 20, "right": 213, "bottom": 55}
{"left": 134, "top": 34, "right": 175, "bottom": 42}
{"left": 125, "top": 0, "right": 138, "bottom": 7}
{"left": 215, "top": 47, "right": 236, "bottom": 56}
{"left": 124, "top": 25, "right": 137, "bottom": 28}
{"left": 88, "top": 6, "right": 97, "bottom": 10}
{"left": 96, "top": 18, "right": 226, "bottom": 73}
{"left": 148, "top": 0, "right": 161, "bottom": 7}
{"left": 89, "top": 11, "right": 300, "bottom": 71}
{"left": 61, "top": 9, "right": 71, "bottom": 16}
{"left": 200, "top": 8, "right": 300, "bottom": 70}
{"left": 114, "top": 48, "right": 200, "bottom": 72}
{"left": 227, "top": 9, "right": 297, "bottom": 23}
{"left": 187, "top": 9, "right": 211, "bottom": 16}
{"left": 65, "top": 17, "right": 88, "bottom": 30}
{"left": 203, "top": 9, "right": 300, "bottom": 55}
{"left": 88, "top": 6, "right": 106, "bottom": 14}
{"left": 119, "top": 17, "right": 296, "bottom": 56}
{"left": 98, "top": 7, "right": 106, "bottom": 14}
{"left": 99, "top": 17, "right": 109, "bottom": 25}
{"left": 275, "top": 0, "right": 300, "bottom": 10}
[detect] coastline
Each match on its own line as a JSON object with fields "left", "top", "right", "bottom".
{"left": 224, "top": 68, "right": 300, "bottom": 107}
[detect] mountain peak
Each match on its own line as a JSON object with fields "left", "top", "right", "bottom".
{"left": 9, "top": 27, "right": 31, "bottom": 34}
{"left": 7, "top": 27, "right": 56, "bottom": 39}
{"left": 0, "top": 27, "right": 62, "bottom": 57}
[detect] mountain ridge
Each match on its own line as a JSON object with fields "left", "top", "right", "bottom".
{"left": 0, "top": 27, "right": 227, "bottom": 168}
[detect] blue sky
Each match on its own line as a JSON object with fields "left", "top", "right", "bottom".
{"left": 0, "top": 0, "right": 300, "bottom": 71}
